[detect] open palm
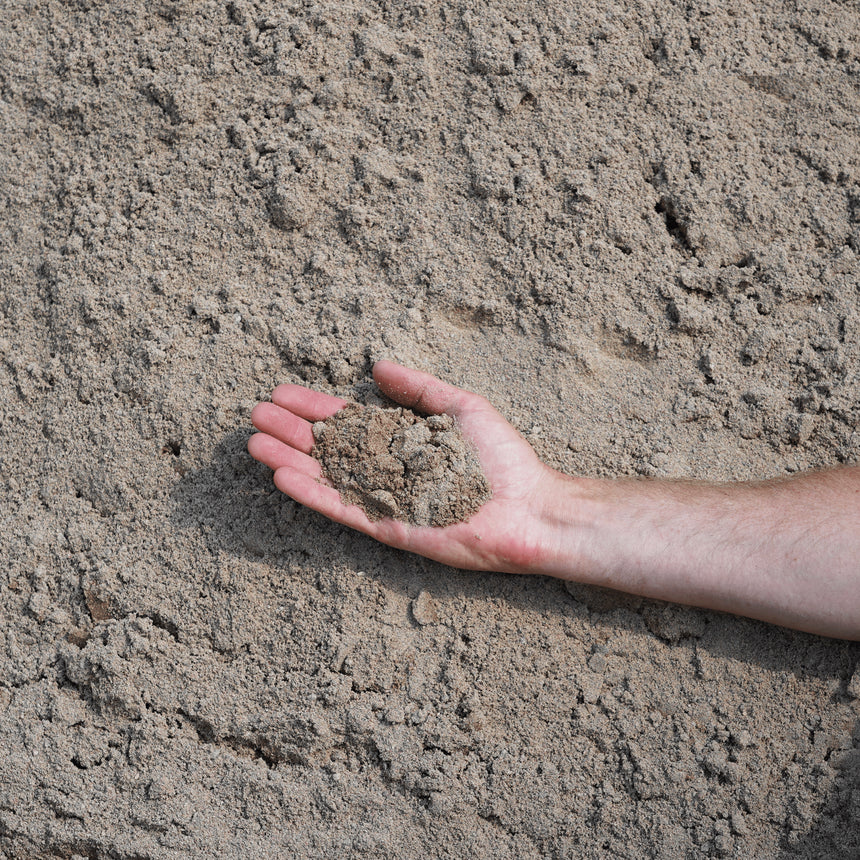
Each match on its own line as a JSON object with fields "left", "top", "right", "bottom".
{"left": 248, "top": 360, "right": 560, "bottom": 573}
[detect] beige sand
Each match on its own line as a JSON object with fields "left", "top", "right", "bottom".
{"left": 0, "top": 0, "right": 858, "bottom": 857}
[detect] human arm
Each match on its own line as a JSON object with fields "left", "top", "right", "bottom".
{"left": 248, "top": 360, "right": 860, "bottom": 640}
{"left": 537, "top": 466, "right": 860, "bottom": 640}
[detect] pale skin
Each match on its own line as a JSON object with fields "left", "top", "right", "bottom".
{"left": 248, "top": 360, "right": 860, "bottom": 640}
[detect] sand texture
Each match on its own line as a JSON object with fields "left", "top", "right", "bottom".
{"left": 312, "top": 404, "right": 491, "bottom": 526}
{"left": 1, "top": 0, "right": 859, "bottom": 857}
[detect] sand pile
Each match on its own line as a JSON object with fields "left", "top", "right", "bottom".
{"left": 312, "top": 404, "right": 491, "bottom": 526}
{"left": 1, "top": 0, "right": 858, "bottom": 857}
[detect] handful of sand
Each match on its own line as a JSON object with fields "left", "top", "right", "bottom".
{"left": 311, "top": 403, "right": 492, "bottom": 527}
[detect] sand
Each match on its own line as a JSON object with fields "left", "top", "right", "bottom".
{"left": 1, "top": 0, "right": 859, "bottom": 857}
{"left": 312, "top": 403, "right": 491, "bottom": 526}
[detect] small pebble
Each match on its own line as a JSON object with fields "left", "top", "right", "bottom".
{"left": 411, "top": 590, "right": 439, "bottom": 626}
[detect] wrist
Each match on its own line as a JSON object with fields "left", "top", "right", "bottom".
{"left": 525, "top": 469, "right": 692, "bottom": 595}
{"left": 517, "top": 468, "right": 610, "bottom": 581}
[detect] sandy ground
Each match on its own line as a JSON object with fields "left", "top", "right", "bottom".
{"left": 1, "top": 0, "right": 859, "bottom": 857}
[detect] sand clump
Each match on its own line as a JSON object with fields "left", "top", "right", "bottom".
{"left": 312, "top": 403, "right": 491, "bottom": 527}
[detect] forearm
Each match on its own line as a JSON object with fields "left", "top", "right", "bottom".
{"left": 535, "top": 466, "right": 860, "bottom": 640}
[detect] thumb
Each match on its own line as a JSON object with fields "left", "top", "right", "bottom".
{"left": 372, "top": 360, "right": 475, "bottom": 416}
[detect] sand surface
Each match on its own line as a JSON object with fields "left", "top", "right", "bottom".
{"left": 1, "top": 0, "right": 859, "bottom": 857}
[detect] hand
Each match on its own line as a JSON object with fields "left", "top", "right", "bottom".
{"left": 247, "top": 360, "right": 562, "bottom": 573}
{"left": 248, "top": 361, "right": 860, "bottom": 638}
